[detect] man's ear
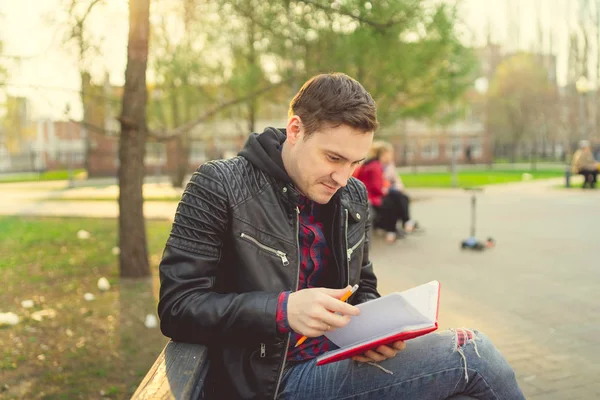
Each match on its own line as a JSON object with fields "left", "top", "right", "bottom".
{"left": 286, "top": 115, "right": 304, "bottom": 145}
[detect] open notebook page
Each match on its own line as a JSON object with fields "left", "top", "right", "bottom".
{"left": 324, "top": 281, "right": 439, "bottom": 348}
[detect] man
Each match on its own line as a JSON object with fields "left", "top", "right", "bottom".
{"left": 158, "top": 73, "right": 524, "bottom": 400}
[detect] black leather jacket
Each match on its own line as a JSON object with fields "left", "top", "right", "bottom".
{"left": 158, "top": 129, "right": 380, "bottom": 399}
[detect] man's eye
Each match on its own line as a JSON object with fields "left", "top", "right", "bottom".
{"left": 327, "top": 155, "right": 340, "bottom": 162}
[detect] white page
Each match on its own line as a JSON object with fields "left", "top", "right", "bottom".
{"left": 393, "top": 280, "right": 439, "bottom": 323}
{"left": 324, "top": 281, "right": 439, "bottom": 348}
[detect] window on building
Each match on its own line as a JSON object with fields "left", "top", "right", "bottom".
{"left": 420, "top": 138, "right": 439, "bottom": 159}
{"left": 470, "top": 137, "right": 483, "bottom": 158}
{"left": 190, "top": 141, "right": 206, "bottom": 164}
{"left": 446, "top": 137, "right": 462, "bottom": 158}
{"left": 404, "top": 140, "right": 416, "bottom": 161}
{"left": 145, "top": 142, "right": 166, "bottom": 166}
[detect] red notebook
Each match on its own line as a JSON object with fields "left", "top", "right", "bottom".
{"left": 316, "top": 281, "right": 440, "bottom": 366}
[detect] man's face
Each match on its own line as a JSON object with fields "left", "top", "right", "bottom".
{"left": 283, "top": 117, "right": 373, "bottom": 204}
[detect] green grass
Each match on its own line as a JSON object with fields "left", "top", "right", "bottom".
{"left": 400, "top": 169, "right": 564, "bottom": 188}
{"left": 0, "top": 216, "right": 173, "bottom": 399}
{"left": 0, "top": 169, "right": 87, "bottom": 184}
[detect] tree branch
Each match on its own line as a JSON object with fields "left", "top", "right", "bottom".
{"left": 300, "top": 0, "right": 413, "bottom": 31}
{"left": 148, "top": 74, "right": 304, "bottom": 141}
{"left": 81, "top": 0, "right": 104, "bottom": 24}
{"left": 228, "top": 2, "right": 296, "bottom": 42}
{"left": 70, "top": 119, "right": 120, "bottom": 136}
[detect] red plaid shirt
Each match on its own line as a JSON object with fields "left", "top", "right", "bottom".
{"left": 275, "top": 195, "right": 337, "bottom": 361}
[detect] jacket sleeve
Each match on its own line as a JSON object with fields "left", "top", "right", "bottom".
{"left": 351, "top": 191, "right": 380, "bottom": 305}
{"left": 158, "top": 162, "right": 280, "bottom": 345}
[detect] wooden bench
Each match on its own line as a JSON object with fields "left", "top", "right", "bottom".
{"left": 133, "top": 341, "right": 476, "bottom": 400}
{"left": 132, "top": 341, "right": 210, "bottom": 400}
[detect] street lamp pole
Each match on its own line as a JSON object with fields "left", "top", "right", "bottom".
{"left": 448, "top": 60, "right": 459, "bottom": 188}
{"left": 451, "top": 134, "right": 458, "bottom": 188}
{"left": 474, "top": 76, "right": 490, "bottom": 167}
{"left": 64, "top": 104, "right": 74, "bottom": 188}
{"left": 576, "top": 76, "right": 590, "bottom": 140}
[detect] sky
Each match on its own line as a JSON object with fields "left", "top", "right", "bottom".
{"left": 0, "top": 0, "right": 596, "bottom": 120}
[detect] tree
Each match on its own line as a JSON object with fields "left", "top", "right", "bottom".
{"left": 0, "top": 96, "right": 36, "bottom": 152}
{"left": 488, "top": 53, "right": 557, "bottom": 162}
{"left": 118, "top": 0, "right": 151, "bottom": 278}
{"left": 214, "top": 0, "right": 475, "bottom": 125}
{"left": 147, "top": 0, "right": 226, "bottom": 187}
{"left": 61, "top": 0, "right": 106, "bottom": 171}
{"left": 0, "top": 41, "right": 6, "bottom": 85}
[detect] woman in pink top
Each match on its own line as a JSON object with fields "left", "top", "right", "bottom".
{"left": 354, "top": 141, "right": 419, "bottom": 242}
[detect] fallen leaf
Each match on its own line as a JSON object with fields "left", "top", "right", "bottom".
{"left": 30, "top": 309, "right": 57, "bottom": 322}
{"left": 144, "top": 314, "right": 158, "bottom": 329}
{"left": 83, "top": 293, "right": 95, "bottom": 301}
{"left": 21, "top": 300, "right": 34, "bottom": 309}
{"left": 0, "top": 312, "right": 19, "bottom": 326}
{"left": 97, "top": 277, "right": 111, "bottom": 291}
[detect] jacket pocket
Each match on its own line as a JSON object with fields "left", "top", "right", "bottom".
{"left": 347, "top": 232, "right": 365, "bottom": 261}
{"left": 240, "top": 232, "right": 289, "bottom": 266}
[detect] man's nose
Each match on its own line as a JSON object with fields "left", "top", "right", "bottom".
{"left": 331, "top": 166, "right": 352, "bottom": 188}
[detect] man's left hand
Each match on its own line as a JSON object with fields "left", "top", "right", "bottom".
{"left": 352, "top": 340, "right": 406, "bottom": 363}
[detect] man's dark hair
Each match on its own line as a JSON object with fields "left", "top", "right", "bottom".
{"left": 288, "top": 73, "right": 379, "bottom": 136}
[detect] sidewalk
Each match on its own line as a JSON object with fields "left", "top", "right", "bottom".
{"left": 0, "top": 180, "right": 182, "bottom": 220}
{"left": 0, "top": 175, "right": 583, "bottom": 220}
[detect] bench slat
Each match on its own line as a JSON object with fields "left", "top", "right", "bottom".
{"left": 132, "top": 341, "right": 209, "bottom": 400}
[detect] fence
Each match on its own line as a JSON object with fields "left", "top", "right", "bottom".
{"left": 0, "top": 150, "right": 86, "bottom": 174}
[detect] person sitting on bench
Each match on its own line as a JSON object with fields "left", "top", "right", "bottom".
{"left": 571, "top": 140, "right": 598, "bottom": 189}
{"left": 383, "top": 156, "right": 420, "bottom": 234}
{"left": 354, "top": 141, "right": 418, "bottom": 243}
{"left": 158, "top": 73, "right": 525, "bottom": 400}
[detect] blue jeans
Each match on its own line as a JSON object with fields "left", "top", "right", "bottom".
{"left": 277, "top": 329, "right": 525, "bottom": 400}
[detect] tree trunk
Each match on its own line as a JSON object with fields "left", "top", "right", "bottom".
{"left": 171, "top": 135, "right": 191, "bottom": 188}
{"left": 118, "top": 0, "right": 150, "bottom": 278}
{"left": 80, "top": 70, "right": 90, "bottom": 172}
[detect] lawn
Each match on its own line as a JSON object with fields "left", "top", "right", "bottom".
{"left": 0, "top": 217, "right": 173, "bottom": 399}
{"left": 399, "top": 169, "right": 564, "bottom": 188}
{"left": 0, "top": 170, "right": 87, "bottom": 184}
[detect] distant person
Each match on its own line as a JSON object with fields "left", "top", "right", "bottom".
{"left": 571, "top": 140, "right": 598, "bottom": 189}
{"left": 465, "top": 144, "right": 473, "bottom": 164}
{"left": 383, "top": 154, "right": 420, "bottom": 233}
{"left": 354, "top": 141, "right": 419, "bottom": 242}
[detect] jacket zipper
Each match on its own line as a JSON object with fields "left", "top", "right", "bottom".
{"left": 240, "top": 233, "right": 289, "bottom": 266}
{"left": 347, "top": 232, "right": 366, "bottom": 261}
{"left": 344, "top": 208, "right": 350, "bottom": 286}
{"left": 273, "top": 206, "right": 300, "bottom": 399}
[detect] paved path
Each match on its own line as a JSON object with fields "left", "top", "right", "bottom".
{"left": 372, "top": 177, "right": 600, "bottom": 399}
{"left": 2, "top": 177, "right": 599, "bottom": 398}
{"left": 0, "top": 180, "right": 182, "bottom": 219}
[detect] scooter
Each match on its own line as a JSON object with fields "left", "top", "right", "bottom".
{"left": 460, "top": 187, "right": 495, "bottom": 251}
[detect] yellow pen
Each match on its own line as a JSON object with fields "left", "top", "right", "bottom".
{"left": 294, "top": 284, "right": 359, "bottom": 348}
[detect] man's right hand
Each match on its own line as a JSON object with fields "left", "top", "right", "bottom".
{"left": 287, "top": 286, "right": 360, "bottom": 337}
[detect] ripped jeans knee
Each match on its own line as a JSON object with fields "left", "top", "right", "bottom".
{"left": 450, "top": 328, "right": 481, "bottom": 382}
